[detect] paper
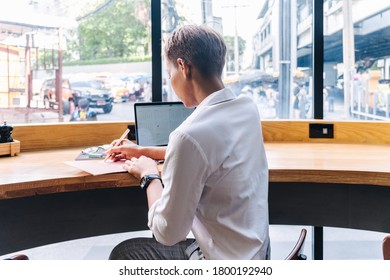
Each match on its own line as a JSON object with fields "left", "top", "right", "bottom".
{"left": 64, "top": 160, "right": 127, "bottom": 175}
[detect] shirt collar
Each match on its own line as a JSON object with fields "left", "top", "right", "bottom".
{"left": 196, "top": 87, "right": 236, "bottom": 109}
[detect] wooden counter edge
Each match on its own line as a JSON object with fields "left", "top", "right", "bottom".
{"left": 0, "top": 172, "right": 139, "bottom": 200}
{"left": 269, "top": 169, "right": 390, "bottom": 187}
{"left": 2, "top": 168, "right": 390, "bottom": 200}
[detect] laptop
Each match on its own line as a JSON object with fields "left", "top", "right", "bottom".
{"left": 134, "top": 102, "right": 195, "bottom": 146}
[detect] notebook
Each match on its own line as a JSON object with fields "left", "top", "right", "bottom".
{"left": 134, "top": 101, "right": 195, "bottom": 146}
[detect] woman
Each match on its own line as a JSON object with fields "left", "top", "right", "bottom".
{"left": 107, "top": 24, "right": 269, "bottom": 260}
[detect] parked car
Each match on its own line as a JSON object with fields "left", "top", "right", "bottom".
{"left": 39, "top": 78, "right": 76, "bottom": 115}
{"left": 70, "top": 79, "right": 114, "bottom": 114}
{"left": 106, "top": 77, "right": 129, "bottom": 103}
{"left": 40, "top": 78, "right": 114, "bottom": 114}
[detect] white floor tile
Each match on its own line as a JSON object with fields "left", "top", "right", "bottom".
{"left": 2, "top": 227, "right": 388, "bottom": 260}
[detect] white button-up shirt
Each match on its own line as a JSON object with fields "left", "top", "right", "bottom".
{"left": 148, "top": 88, "right": 269, "bottom": 259}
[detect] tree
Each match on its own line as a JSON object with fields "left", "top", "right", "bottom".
{"left": 66, "top": 0, "right": 150, "bottom": 61}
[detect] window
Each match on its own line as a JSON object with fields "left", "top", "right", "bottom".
{"left": 323, "top": 0, "right": 390, "bottom": 121}
{"left": 0, "top": 0, "right": 151, "bottom": 124}
{"left": 161, "top": 0, "right": 314, "bottom": 120}
{"left": 1, "top": 0, "right": 390, "bottom": 124}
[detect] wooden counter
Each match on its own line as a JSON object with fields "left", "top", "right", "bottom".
{"left": 266, "top": 142, "right": 390, "bottom": 186}
{"left": 1, "top": 143, "right": 390, "bottom": 199}
{"left": 1, "top": 122, "right": 390, "bottom": 259}
{"left": 0, "top": 147, "right": 138, "bottom": 199}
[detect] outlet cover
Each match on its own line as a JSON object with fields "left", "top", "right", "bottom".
{"left": 309, "top": 123, "right": 334, "bottom": 138}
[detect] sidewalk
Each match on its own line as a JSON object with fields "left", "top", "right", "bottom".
{"left": 0, "top": 108, "right": 69, "bottom": 124}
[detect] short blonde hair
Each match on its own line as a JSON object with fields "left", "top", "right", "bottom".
{"left": 164, "top": 25, "right": 227, "bottom": 78}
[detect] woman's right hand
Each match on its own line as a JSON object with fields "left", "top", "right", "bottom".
{"left": 105, "top": 139, "right": 143, "bottom": 161}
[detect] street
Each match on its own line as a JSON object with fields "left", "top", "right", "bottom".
{"left": 83, "top": 100, "right": 136, "bottom": 122}
{"left": 0, "top": 100, "right": 138, "bottom": 124}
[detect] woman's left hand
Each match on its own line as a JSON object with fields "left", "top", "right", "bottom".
{"left": 123, "top": 156, "right": 159, "bottom": 179}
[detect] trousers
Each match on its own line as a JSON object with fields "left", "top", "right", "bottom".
{"left": 109, "top": 237, "right": 270, "bottom": 260}
{"left": 108, "top": 237, "right": 204, "bottom": 260}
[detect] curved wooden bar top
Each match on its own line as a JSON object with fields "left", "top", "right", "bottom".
{"left": 1, "top": 143, "right": 390, "bottom": 200}
{"left": 0, "top": 147, "right": 139, "bottom": 199}
{"left": 266, "top": 143, "right": 390, "bottom": 187}
{"left": 1, "top": 121, "right": 390, "bottom": 258}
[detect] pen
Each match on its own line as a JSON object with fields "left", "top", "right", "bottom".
{"left": 103, "top": 128, "right": 130, "bottom": 162}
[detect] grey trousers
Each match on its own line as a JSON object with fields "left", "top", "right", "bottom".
{"left": 108, "top": 237, "right": 203, "bottom": 260}
{"left": 109, "top": 237, "right": 270, "bottom": 260}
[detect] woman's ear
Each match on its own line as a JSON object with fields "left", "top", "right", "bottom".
{"left": 177, "top": 58, "right": 191, "bottom": 79}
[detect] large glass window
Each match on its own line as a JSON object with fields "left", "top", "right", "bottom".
{"left": 323, "top": 0, "right": 390, "bottom": 121}
{"left": 0, "top": 0, "right": 151, "bottom": 124}
{"left": 2, "top": 0, "right": 390, "bottom": 124}
{"left": 161, "top": 0, "right": 314, "bottom": 120}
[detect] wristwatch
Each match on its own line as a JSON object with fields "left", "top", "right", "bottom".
{"left": 140, "top": 174, "right": 163, "bottom": 191}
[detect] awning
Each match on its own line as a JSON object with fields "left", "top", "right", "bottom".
{"left": 0, "top": 6, "right": 77, "bottom": 46}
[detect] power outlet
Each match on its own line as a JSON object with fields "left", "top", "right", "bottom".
{"left": 309, "top": 123, "right": 334, "bottom": 138}
{"left": 127, "top": 124, "right": 136, "bottom": 141}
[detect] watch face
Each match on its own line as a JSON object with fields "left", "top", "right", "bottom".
{"left": 140, "top": 174, "right": 161, "bottom": 190}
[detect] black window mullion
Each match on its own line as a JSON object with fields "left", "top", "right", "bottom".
{"left": 151, "top": 0, "right": 162, "bottom": 102}
{"left": 313, "top": 0, "right": 324, "bottom": 119}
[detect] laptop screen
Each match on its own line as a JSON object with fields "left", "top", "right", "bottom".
{"left": 134, "top": 102, "right": 195, "bottom": 146}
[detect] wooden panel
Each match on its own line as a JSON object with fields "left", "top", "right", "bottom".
{"left": 262, "top": 120, "right": 390, "bottom": 144}
{"left": 262, "top": 120, "right": 309, "bottom": 142}
{"left": 10, "top": 120, "right": 390, "bottom": 152}
{"left": 332, "top": 121, "right": 390, "bottom": 144}
{"left": 12, "top": 122, "right": 132, "bottom": 151}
